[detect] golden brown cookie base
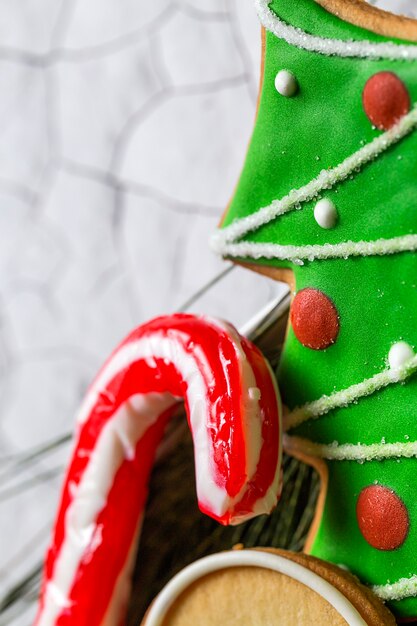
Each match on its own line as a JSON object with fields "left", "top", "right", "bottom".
{"left": 314, "top": 0, "right": 417, "bottom": 41}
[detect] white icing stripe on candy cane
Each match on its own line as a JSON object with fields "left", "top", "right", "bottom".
{"left": 76, "top": 335, "right": 185, "bottom": 425}
{"left": 284, "top": 354, "right": 417, "bottom": 431}
{"left": 373, "top": 574, "right": 417, "bottom": 602}
{"left": 212, "top": 234, "right": 417, "bottom": 264}
{"left": 38, "top": 395, "right": 172, "bottom": 626}
{"left": 284, "top": 435, "right": 417, "bottom": 462}
{"left": 255, "top": 0, "right": 417, "bottom": 60}
{"left": 210, "top": 106, "right": 417, "bottom": 263}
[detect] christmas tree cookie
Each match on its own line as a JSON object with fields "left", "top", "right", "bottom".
{"left": 212, "top": 0, "right": 417, "bottom": 620}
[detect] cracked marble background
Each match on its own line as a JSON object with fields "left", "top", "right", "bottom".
{"left": 0, "top": 1, "right": 415, "bottom": 625}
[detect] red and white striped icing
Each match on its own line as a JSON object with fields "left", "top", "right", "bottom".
{"left": 34, "top": 314, "right": 282, "bottom": 626}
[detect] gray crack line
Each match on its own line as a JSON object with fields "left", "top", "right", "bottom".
{"left": 59, "top": 157, "right": 221, "bottom": 217}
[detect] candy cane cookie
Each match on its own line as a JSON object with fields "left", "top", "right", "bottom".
{"left": 35, "top": 314, "right": 282, "bottom": 626}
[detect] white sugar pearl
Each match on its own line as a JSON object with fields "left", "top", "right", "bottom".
{"left": 314, "top": 199, "right": 338, "bottom": 229}
{"left": 274, "top": 70, "right": 298, "bottom": 97}
{"left": 388, "top": 341, "right": 414, "bottom": 369}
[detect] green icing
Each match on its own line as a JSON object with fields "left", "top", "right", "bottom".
{"left": 220, "top": 0, "right": 417, "bottom": 619}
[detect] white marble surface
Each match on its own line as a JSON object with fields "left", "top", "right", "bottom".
{"left": 0, "top": 1, "right": 415, "bottom": 624}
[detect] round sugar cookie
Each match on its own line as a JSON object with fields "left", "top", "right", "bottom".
{"left": 141, "top": 549, "right": 395, "bottom": 626}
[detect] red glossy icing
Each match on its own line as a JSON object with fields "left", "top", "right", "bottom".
{"left": 291, "top": 288, "right": 339, "bottom": 350}
{"left": 356, "top": 485, "right": 409, "bottom": 551}
{"left": 36, "top": 314, "right": 281, "bottom": 626}
{"left": 362, "top": 71, "right": 410, "bottom": 131}
{"left": 221, "top": 337, "right": 281, "bottom": 522}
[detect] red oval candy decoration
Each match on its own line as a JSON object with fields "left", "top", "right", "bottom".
{"left": 356, "top": 485, "right": 409, "bottom": 551}
{"left": 291, "top": 288, "right": 339, "bottom": 350}
{"left": 362, "top": 71, "right": 410, "bottom": 130}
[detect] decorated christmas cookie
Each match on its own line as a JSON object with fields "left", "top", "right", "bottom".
{"left": 141, "top": 549, "right": 395, "bottom": 626}
{"left": 34, "top": 315, "right": 282, "bottom": 626}
{"left": 212, "top": 0, "right": 417, "bottom": 620}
